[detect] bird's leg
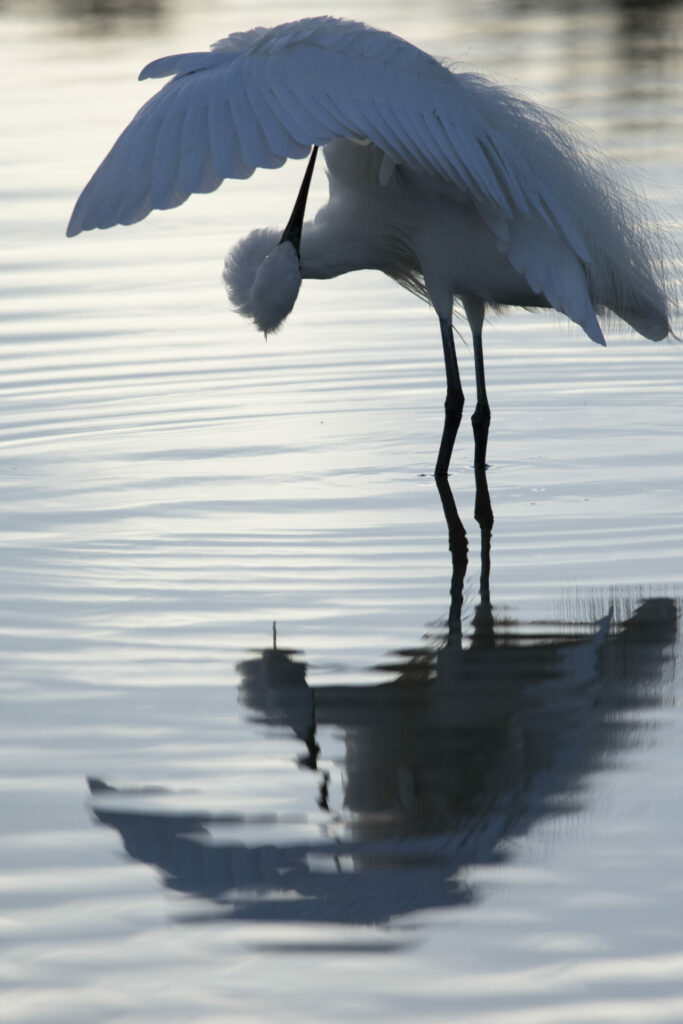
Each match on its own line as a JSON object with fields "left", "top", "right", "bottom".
{"left": 435, "top": 316, "right": 465, "bottom": 479}
{"left": 471, "top": 331, "right": 491, "bottom": 469}
{"left": 463, "top": 297, "right": 490, "bottom": 470}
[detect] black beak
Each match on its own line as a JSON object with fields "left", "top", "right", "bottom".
{"left": 279, "top": 146, "right": 318, "bottom": 256}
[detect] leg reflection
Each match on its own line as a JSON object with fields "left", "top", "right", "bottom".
{"left": 436, "top": 466, "right": 494, "bottom": 648}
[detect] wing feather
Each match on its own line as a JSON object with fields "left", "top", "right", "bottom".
{"left": 207, "top": 100, "right": 252, "bottom": 180}
{"left": 115, "top": 114, "right": 161, "bottom": 225}
{"left": 305, "top": 87, "right": 362, "bottom": 141}
{"left": 289, "top": 88, "right": 357, "bottom": 142}
{"left": 226, "top": 82, "right": 282, "bottom": 169}
{"left": 506, "top": 217, "right": 605, "bottom": 344}
{"left": 151, "top": 108, "right": 187, "bottom": 208}
{"left": 369, "top": 103, "right": 417, "bottom": 166}
{"left": 239, "top": 84, "right": 309, "bottom": 159}
{"left": 261, "top": 85, "right": 331, "bottom": 146}
{"left": 177, "top": 104, "right": 215, "bottom": 196}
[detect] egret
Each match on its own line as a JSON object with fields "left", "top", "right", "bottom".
{"left": 67, "top": 16, "right": 675, "bottom": 475}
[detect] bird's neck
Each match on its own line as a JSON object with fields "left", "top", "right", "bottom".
{"left": 299, "top": 214, "right": 390, "bottom": 281}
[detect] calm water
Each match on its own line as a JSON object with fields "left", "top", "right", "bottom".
{"left": 2, "top": 1, "right": 683, "bottom": 1021}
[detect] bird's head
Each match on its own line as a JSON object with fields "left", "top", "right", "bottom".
{"left": 223, "top": 147, "right": 318, "bottom": 336}
{"left": 224, "top": 229, "right": 301, "bottom": 335}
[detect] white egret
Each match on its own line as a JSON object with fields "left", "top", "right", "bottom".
{"left": 67, "top": 16, "right": 675, "bottom": 475}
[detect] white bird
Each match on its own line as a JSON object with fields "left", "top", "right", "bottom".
{"left": 67, "top": 16, "right": 675, "bottom": 476}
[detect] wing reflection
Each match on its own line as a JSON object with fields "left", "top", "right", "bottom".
{"left": 89, "top": 476, "right": 677, "bottom": 928}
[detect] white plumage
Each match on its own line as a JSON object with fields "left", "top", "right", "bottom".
{"left": 226, "top": 234, "right": 302, "bottom": 334}
{"left": 67, "top": 16, "right": 675, "bottom": 475}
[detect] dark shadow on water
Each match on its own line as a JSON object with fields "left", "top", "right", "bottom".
{"left": 87, "top": 473, "right": 678, "bottom": 935}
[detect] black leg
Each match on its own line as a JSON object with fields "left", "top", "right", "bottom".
{"left": 471, "top": 330, "right": 491, "bottom": 470}
{"left": 461, "top": 297, "right": 490, "bottom": 470}
{"left": 434, "top": 317, "right": 465, "bottom": 478}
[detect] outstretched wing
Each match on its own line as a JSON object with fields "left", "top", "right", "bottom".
{"left": 66, "top": 16, "right": 573, "bottom": 240}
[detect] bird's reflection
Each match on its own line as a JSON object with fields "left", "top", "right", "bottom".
{"left": 89, "top": 475, "right": 677, "bottom": 929}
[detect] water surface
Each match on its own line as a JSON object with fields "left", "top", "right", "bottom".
{"left": 2, "top": 2, "right": 683, "bottom": 1021}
